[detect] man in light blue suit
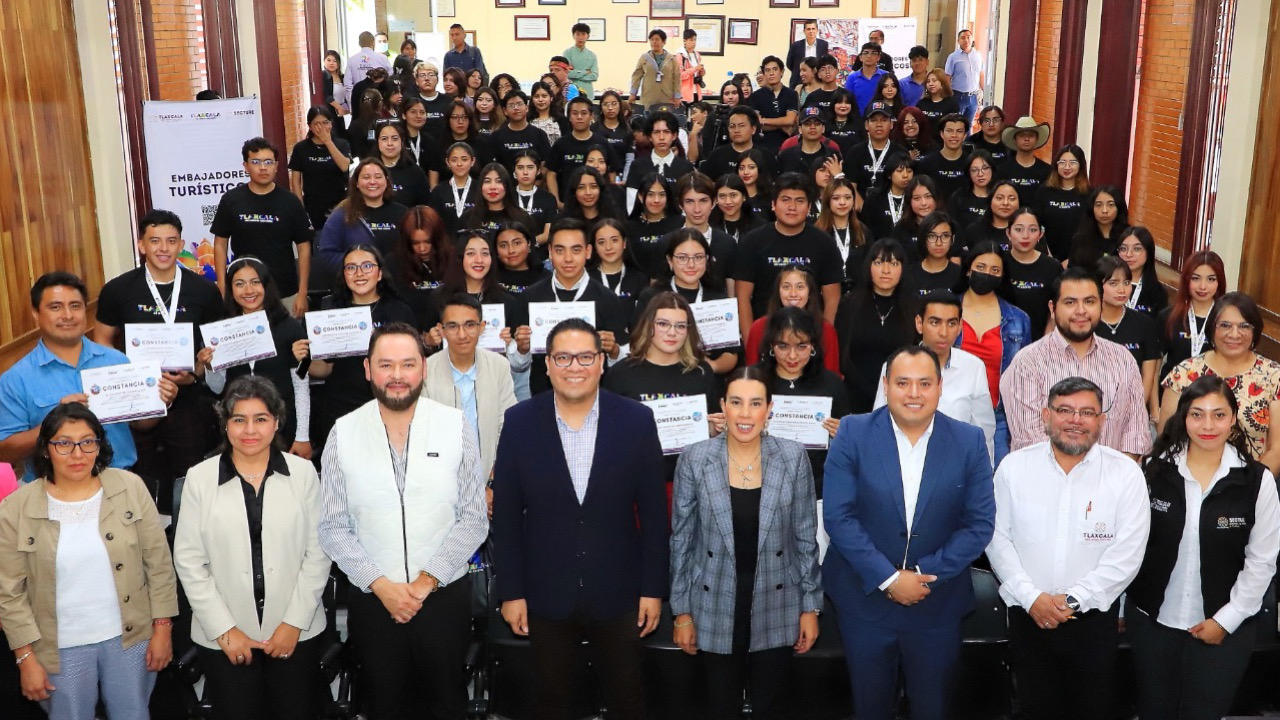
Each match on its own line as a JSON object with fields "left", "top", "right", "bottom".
{"left": 823, "top": 345, "right": 995, "bottom": 720}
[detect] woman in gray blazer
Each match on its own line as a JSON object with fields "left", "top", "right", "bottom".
{"left": 670, "top": 366, "right": 823, "bottom": 720}
{"left": 173, "top": 376, "right": 332, "bottom": 720}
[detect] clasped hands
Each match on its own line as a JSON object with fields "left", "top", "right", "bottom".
{"left": 885, "top": 569, "right": 938, "bottom": 606}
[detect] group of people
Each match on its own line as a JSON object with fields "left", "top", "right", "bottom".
{"left": 0, "top": 20, "right": 1277, "bottom": 720}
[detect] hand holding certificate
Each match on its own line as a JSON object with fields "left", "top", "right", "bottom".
{"left": 643, "top": 395, "right": 711, "bottom": 455}
{"left": 479, "top": 303, "right": 507, "bottom": 353}
{"left": 200, "top": 311, "right": 277, "bottom": 371}
{"left": 306, "top": 307, "right": 374, "bottom": 360}
{"left": 529, "top": 302, "right": 596, "bottom": 354}
{"left": 768, "top": 396, "right": 834, "bottom": 449}
{"left": 691, "top": 298, "right": 741, "bottom": 350}
{"left": 81, "top": 363, "right": 168, "bottom": 424}
{"left": 125, "top": 322, "right": 195, "bottom": 372}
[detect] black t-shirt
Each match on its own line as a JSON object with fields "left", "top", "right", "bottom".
{"left": 916, "top": 150, "right": 971, "bottom": 201}
{"left": 418, "top": 94, "right": 454, "bottom": 144}
{"left": 288, "top": 137, "right": 352, "bottom": 211}
{"left": 777, "top": 143, "right": 838, "bottom": 176}
{"left": 385, "top": 161, "right": 432, "bottom": 208}
{"left": 490, "top": 124, "right": 552, "bottom": 170}
{"left": 1004, "top": 252, "right": 1062, "bottom": 340}
{"left": 700, "top": 143, "right": 776, "bottom": 182}
{"left": 858, "top": 187, "right": 905, "bottom": 241}
{"left": 1034, "top": 185, "right": 1088, "bottom": 261}
{"left": 590, "top": 266, "right": 652, "bottom": 319}
{"left": 996, "top": 157, "right": 1052, "bottom": 195}
{"left": 732, "top": 223, "right": 844, "bottom": 318}
{"left": 547, "top": 132, "right": 621, "bottom": 200}
{"left": 842, "top": 140, "right": 902, "bottom": 197}
{"left": 965, "top": 134, "right": 1011, "bottom": 166}
{"left": 1158, "top": 307, "right": 1208, "bottom": 382}
{"left": 591, "top": 120, "right": 635, "bottom": 163}
{"left": 1095, "top": 309, "right": 1162, "bottom": 369}
{"left": 427, "top": 180, "right": 481, "bottom": 235}
{"left": 765, "top": 368, "right": 851, "bottom": 499}
{"left": 823, "top": 119, "right": 864, "bottom": 157}
{"left": 357, "top": 202, "right": 411, "bottom": 260}
{"left": 1129, "top": 277, "right": 1169, "bottom": 320}
{"left": 802, "top": 88, "right": 838, "bottom": 121}
{"left": 915, "top": 96, "right": 961, "bottom": 130}
{"left": 97, "top": 266, "right": 226, "bottom": 332}
{"left": 626, "top": 153, "right": 696, "bottom": 191}
{"left": 209, "top": 184, "right": 315, "bottom": 296}
{"left": 402, "top": 131, "right": 435, "bottom": 177}
{"left": 947, "top": 188, "right": 989, "bottom": 232}
{"left": 513, "top": 188, "right": 560, "bottom": 239}
{"left": 961, "top": 218, "right": 1011, "bottom": 255}
{"left": 628, "top": 215, "right": 685, "bottom": 276}
{"left": 496, "top": 265, "right": 551, "bottom": 297}
{"left": 902, "top": 261, "right": 962, "bottom": 297}
{"left": 747, "top": 86, "right": 800, "bottom": 150}
{"left": 225, "top": 314, "right": 308, "bottom": 442}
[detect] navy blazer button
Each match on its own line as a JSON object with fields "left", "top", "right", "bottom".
{"left": 776, "top": 550, "right": 783, "bottom": 557}
{"left": 105, "top": 533, "right": 114, "bottom": 541}
{"left": 703, "top": 585, "right": 710, "bottom": 591}
{"left": 707, "top": 550, "right": 713, "bottom": 557}
{"left": 775, "top": 583, "right": 783, "bottom": 590}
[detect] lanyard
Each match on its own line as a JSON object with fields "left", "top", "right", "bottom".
{"left": 832, "top": 225, "right": 851, "bottom": 261}
{"left": 671, "top": 278, "right": 703, "bottom": 304}
{"left": 887, "top": 193, "right": 905, "bottom": 226}
{"left": 516, "top": 189, "right": 536, "bottom": 213}
{"left": 601, "top": 265, "right": 626, "bottom": 293}
{"left": 554, "top": 276, "right": 589, "bottom": 301}
{"left": 145, "top": 266, "right": 182, "bottom": 324}
{"left": 1188, "top": 310, "right": 1208, "bottom": 356}
{"left": 407, "top": 133, "right": 422, "bottom": 164}
{"left": 868, "top": 142, "right": 891, "bottom": 182}
{"left": 451, "top": 177, "right": 472, "bottom": 211}
{"left": 1126, "top": 281, "right": 1142, "bottom": 310}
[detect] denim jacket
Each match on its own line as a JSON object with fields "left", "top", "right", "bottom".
{"left": 953, "top": 297, "right": 1031, "bottom": 375}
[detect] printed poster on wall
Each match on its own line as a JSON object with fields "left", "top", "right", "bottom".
{"left": 794, "top": 18, "right": 918, "bottom": 83}
{"left": 142, "top": 98, "right": 263, "bottom": 281}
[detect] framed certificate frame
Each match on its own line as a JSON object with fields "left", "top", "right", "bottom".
{"left": 514, "top": 15, "right": 551, "bottom": 41}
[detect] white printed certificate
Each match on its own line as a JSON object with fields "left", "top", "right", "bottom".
{"left": 529, "top": 302, "right": 596, "bottom": 354}
{"left": 305, "top": 307, "right": 374, "bottom": 360}
{"left": 200, "top": 311, "right": 277, "bottom": 371}
{"left": 643, "top": 395, "right": 710, "bottom": 455}
{"left": 768, "top": 395, "right": 834, "bottom": 449}
{"left": 691, "top": 298, "right": 741, "bottom": 350}
{"left": 125, "top": 322, "right": 195, "bottom": 372}
{"left": 81, "top": 362, "right": 168, "bottom": 424}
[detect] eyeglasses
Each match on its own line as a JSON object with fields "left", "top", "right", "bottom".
{"left": 772, "top": 342, "right": 814, "bottom": 356}
{"left": 980, "top": 117, "right": 1003, "bottom": 125}
{"left": 247, "top": 159, "right": 276, "bottom": 167}
{"left": 1048, "top": 406, "right": 1101, "bottom": 420}
{"left": 1117, "top": 244, "right": 1145, "bottom": 255}
{"left": 449, "top": 114, "right": 469, "bottom": 121}
{"left": 418, "top": 71, "right": 439, "bottom": 78}
{"left": 48, "top": 438, "right": 101, "bottom": 455}
{"left": 1216, "top": 321, "right": 1255, "bottom": 334}
{"left": 653, "top": 319, "right": 689, "bottom": 334}
{"left": 343, "top": 261, "right": 380, "bottom": 275}
{"left": 672, "top": 253, "right": 707, "bottom": 266}
{"left": 925, "top": 232, "right": 954, "bottom": 244}
{"left": 969, "top": 165, "right": 992, "bottom": 174}
{"left": 1056, "top": 159, "right": 1080, "bottom": 167}
{"left": 443, "top": 320, "right": 484, "bottom": 334}
{"left": 550, "top": 351, "right": 600, "bottom": 367}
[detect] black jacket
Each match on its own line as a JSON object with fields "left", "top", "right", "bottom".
{"left": 786, "top": 38, "right": 830, "bottom": 88}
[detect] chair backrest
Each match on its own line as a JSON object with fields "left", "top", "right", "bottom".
{"left": 961, "top": 567, "right": 1008, "bottom": 644}
{"left": 170, "top": 476, "right": 186, "bottom": 524}
{"left": 1254, "top": 577, "right": 1278, "bottom": 649}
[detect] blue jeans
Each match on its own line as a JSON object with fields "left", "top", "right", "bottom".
{"left": 955, "top": 92, "right": 979, "bottom": 130}
{"left": 43, "top": 636, "right": 154, "bottom": 720}
{"left": 994, "top": 405, "right": 1010, "bottom": 470}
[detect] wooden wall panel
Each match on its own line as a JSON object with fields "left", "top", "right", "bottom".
{"left": 1239, "top": 0, "right": 1280, "bottom": 317}
{"left": 0, "top": 0, "right": 107, "bottom": 362}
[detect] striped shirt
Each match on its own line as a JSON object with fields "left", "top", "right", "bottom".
{"left": 318, "top": 411, "right": 485, "bottom": 591}
{"left": 999, "top": 330, "right": 1152, "bottom": 456}
{"left": 555, "top": 393, "right": 600, "bottom": 503}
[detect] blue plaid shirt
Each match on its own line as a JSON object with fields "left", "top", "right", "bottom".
{"left": 554, "top": 393, "right": 600, "bottom": 503}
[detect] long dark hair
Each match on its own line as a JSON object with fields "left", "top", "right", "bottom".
{"left": 439, "top": 230, "right": 500, "bottom": 297}
{"left": 723, "top": 365, "right": 773, "bottom": 403}
{"left": 563, "top": 166, "right": 624, "bottom": 222}
{"left": 333, "top": 244, "right": 399, "bottom": 306}
{"left": 629, "top": 172, "right": 676, "bottom": 220}
{"left": 466, "top": 163, "right": 534, "bottom": 232}
{"left": 1069, "top": 185, "right": 1130, "bottom": 267}
{"left": 340, "top": 158, "right": 393, "bottom": 226}
{"left": 1117, "top": 226, "right": 1160, "bottom": 295}
{"left": 766, "top": 264, "right": 826, "bottom": 328}
{"left": 757, "top": 306, "right": 825, "bottom": 378}
{"left": 590, "top": 218, "right": 644, "bottom": 273}
{"left": 851, "top": 238, "right": 914, "bottom": 326}
{"left": 738, "top": 147, "right": 775, "bottom": 197}
{"left": 709, "top": 174, "right": 763, "bottom": 235}
{"left": 223, "top": 256, "right": 291, "bottom": 325}
{"left": 1147, "top": 375, "right": 1253, "bottom": 466}
{"left": 397, "top": 205, "right": 453, "bottom": 286}
{"left": 654, "top": 227, "right": 726, "bottom": 292}
{"left": 895, "top": 176, "right": 941, "bottom": 234}
{"left": 1166, "top": 250, "right": 1227, "bottom": 338}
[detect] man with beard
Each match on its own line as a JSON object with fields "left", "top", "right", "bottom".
{"left": 986, "top": 376, "right": 1150, "bottom": 720}
{"left": 1000, "top": 266, "right": 1151, "bottom": 458}
{"left": 318, "top": 323, "right": 487, "bottom": 719}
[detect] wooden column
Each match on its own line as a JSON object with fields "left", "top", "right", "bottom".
{"left": 1001, "top": 0, "right": 1037, "bottom": 118}
{"left": 204, "top": 0, "right": 243, "bottom": 97}
{"left": 1089, "top": 0, "right": 1142, "bottom": 191}
{"left": 253, "top": 1, "right": 288, "bottom": 183}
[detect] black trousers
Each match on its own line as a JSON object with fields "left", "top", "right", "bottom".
{"left": 528, "top": 609, "right": 644, "bottom": 720}
{"left": 1126, "top": 599, "right": 1257, "bottom": 720}
{"left": 347, "top": 579, "right": 472, "bottom": 720}
{"left": 197, "top": 633, "right": 324, "bottom": 720}
{"left": 703, "top": 570, "right": 794, "bottom": 720}
{"left": 1008, "top": 605, "right": 1119, "bottom": 720}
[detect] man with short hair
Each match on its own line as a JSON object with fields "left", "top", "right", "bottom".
{"left": 629, "top": 29, "right": 681, "bottom": 112}
{"left": 842, "top": 101, "right": 902, "bottom": 198}
{"left": 875, "top": 290, "right": 996, "bottom": 463}
{"left": 824, "top": 345, "right": 996, "bottom": 720}
{"left": 318, "top": 322, "right": 487, "bottom": 720}
{"left": 563, "top": 23, "right": 600, "bottom": 99}
{"left": 1000, "top": 267, "right": 1152, "bottom": 458}
{"left": 493, "top": 318, "right": 668, "bottom": 720}
{"left": 747, "top": 55, "right": 800, "bottom": 152}
{"left": 997, "top": 116, "right": 1053, "bottom": 192}
{"left": 945, "top": 29, "right": 984, "bottom": 128}
{"left": 916, "top": 113, "right": 971, "bottom": 200}
{"left": 778, "top": 107, "right": 840, "bottom": 175}
{"left": 491, "top": 91, "right": 552, "bottom": 170}
{"left": 547, "top": 57, "right": 581, "bottom": 102}
{"left": 0, "top": 272, "right": 178, "bottom": 481}
{"left": 801, "top": 54, "right": 842, "bottom": 120}
{"left": 844, "top": 42, "right": 887, "bottom": 113}
{"left": 344, "top": 31, "right": 391, "bottom": 98}
{"left": 626, "top": 110, "right": 695, "bottom": 193}
{"left": 786, "top": 19, "right": 829, "bottom": 88}
{"left": 902, "top": 45, "right": 931, "bottom": 107}
{"left": 211, "top": 137, "right": 313, "bottom": 315}
{"left": 547, "top": 97, "right": 618, "bottom": 202}
{"left": 412, "top": 62, "right": 452, "bottom": 142}
{"left": 442, "top": 23, "right": 487, "bottom": 77}
{"left": 987, "top": 376, "right": 1150, "bottom": 720}
{"left": 374, "top": 31, "right": 391, "bottom": 60}
{"left": 94, "top": 209, "right": 226, "bottom": 509}
{"left": 852, "top": 29, "right": 895, "bottom": 73}
{"left": 523, "top": 219, "right": 630, "bottom": 395}
{"left": 732, "top": 173, "right": 844, "bottom": 339}
{"left": 699, "top": 106, "right": 777, "bottom": 181}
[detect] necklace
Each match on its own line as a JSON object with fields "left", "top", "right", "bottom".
{"left": 1101, "top": 310, "right": 1124, "bottom": 335}
{"left": 728, "top": 449, "right": 761, "bottom": 487}
{"left": 874, "top": 297, "right": 896, "bottom": 326}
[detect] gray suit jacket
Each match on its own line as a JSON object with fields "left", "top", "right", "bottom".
{"left": 670, "top": 434, "right": 822, "bottom": 654}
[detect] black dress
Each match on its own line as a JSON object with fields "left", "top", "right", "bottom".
{"left": 834, "top": 291, "right": 914, "bottom": 412}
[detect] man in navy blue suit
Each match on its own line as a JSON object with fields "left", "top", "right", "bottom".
{"left": 823, "top": 345, "right": 996, "bottom": 719}
{"left": 491, "top": 318, "right": 668, "bottom": 720}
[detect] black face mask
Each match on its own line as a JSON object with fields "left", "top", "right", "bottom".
{"left": 968, "top": 271, "right": 1001, "bottom": 296}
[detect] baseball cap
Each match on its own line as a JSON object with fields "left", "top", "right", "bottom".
{"left": 800, "top": 107, "right": 825, "bottom": 124}
{"left": 864, "top": 101, "right": 894, "bottom": 119}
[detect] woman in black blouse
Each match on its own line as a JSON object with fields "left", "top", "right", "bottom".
{"left": 374, "top": 120, "right": 431, "bottom": 208}
{"left": 903, "top": 212, "right": 962, "bottom": 297}
{"left": 421, "top": 230, "right": 530, "bottom": 359}
{"left": 627, "top": 173, "right": 685, "bottom": 275}
{"left": 947, "top": 150, "right": 995, "bottom": 231}
{"left": 1034, "top": 144, "right": 1090, "bottom": 260}
{"left": 834, "top": 238, "right": 916, "bottom": 412}
{"left": 588, "top": 218, "right": 651, "bottom": 318}
{"left": 960, "top": 179, "right": 1021, "bottom": 255}
{"left": 1067, "top": 185, "right": 1130, "bottom": 269}
{"left": 1116, "top": 226, "right": 1169, "bottom": 320}
{"left": 391, "top": 205, "right": 453, "bottom": 329}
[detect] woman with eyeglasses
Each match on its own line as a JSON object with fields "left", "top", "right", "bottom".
{"left": 967, "top": 106, "right": 1010, "bottom": 165}
{"left": 1095, "top": 256, "right": 1163, "bottom": 423}
{"left": 592, "top": 90, "right": 636, "bottom": 165}
{"left": 373, "top": 121, "right": 431, "bottom": 208}
{"left": 1003, "top": 206, "right": 1063, "bottom": 339}
{"left": 289, "top": 106, "right": 353, "bottom": 232}
{"left": 744, "top": 264, "right": 841, "bottom": 377}
{"left": 1129, "top": 375, "right": 1280, "bottom": 720}
{"left": 1116, "top": 226, "right": 1168, "bottom": 320}
{"left": 834, "top": 239, "right": 916, "bottom": 412}
{"left": 421, "top": 231, "right": 531, "bottom": 363}
{"left": 174, "top": 376, "right": 331, "bottom": 720}
{"left": 0, "top": 403, "right": 177, "bottom": 716}
{"left": 904, "top": 212, "right": 962, "bottom": 296}
{"left": 309, "top": 244, "right": 416, "bottom": 447}
{"left": 1158, "top": 250, "right": 1227, "bottom": 384}
{"left": 669, "top": 366, "right": 821, "bottom": 720}
{"left": 948, "top": 150, "right": 996, "bottom": 232}
{"left": 958, "top": 240, "right": 1031, "bottom": 464}
{"left": 1160, "top": 293, "right": 1280, "bottom": 471}
{"left": 1035, "top": 145, "right": 1091, "bottom": 261}
{"left": 317, "top": 158, "right": 409, "bottom": 275}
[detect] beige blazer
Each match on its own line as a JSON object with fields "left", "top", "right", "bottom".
{"left": 0, "top": 469, "right": 179, "bottom": 673}
{"left": 630, "top": 51, "right": 682, "bottom": 108}
{"left": 173, "top": 452, "right": 331, "bottom": 649}
{"left": 425, "top": 348, "right": 517, "bottom": 480}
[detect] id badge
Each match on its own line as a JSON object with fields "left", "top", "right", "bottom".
{"left": 655, "top": 72, "right": 663, "bottom": 83}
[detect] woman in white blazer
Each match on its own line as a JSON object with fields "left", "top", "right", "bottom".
{"left": 173, "top": 376, "right": 332, "bottom": 719}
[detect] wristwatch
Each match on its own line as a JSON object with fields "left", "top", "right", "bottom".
{"left": 1065, "top": 595, "right": 1081, "bottom": 612}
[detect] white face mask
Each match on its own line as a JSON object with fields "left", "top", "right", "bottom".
{"left": 375, "top": 42, "right": 389, "bottom": 54}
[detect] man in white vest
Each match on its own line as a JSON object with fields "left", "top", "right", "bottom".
{"left": 318, "top": 321, "right": 487, "bottom": 720}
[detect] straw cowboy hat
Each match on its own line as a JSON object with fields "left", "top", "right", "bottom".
{"left": 1001, "top": 116, "right": 1051, "bottom": 150}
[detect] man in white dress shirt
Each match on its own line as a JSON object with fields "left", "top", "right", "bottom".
{"left": 986, "top": 376, "right": 1150, "bottom": 720}
{"left": 875, "top": 290, "right": 996, "bottom": 465}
